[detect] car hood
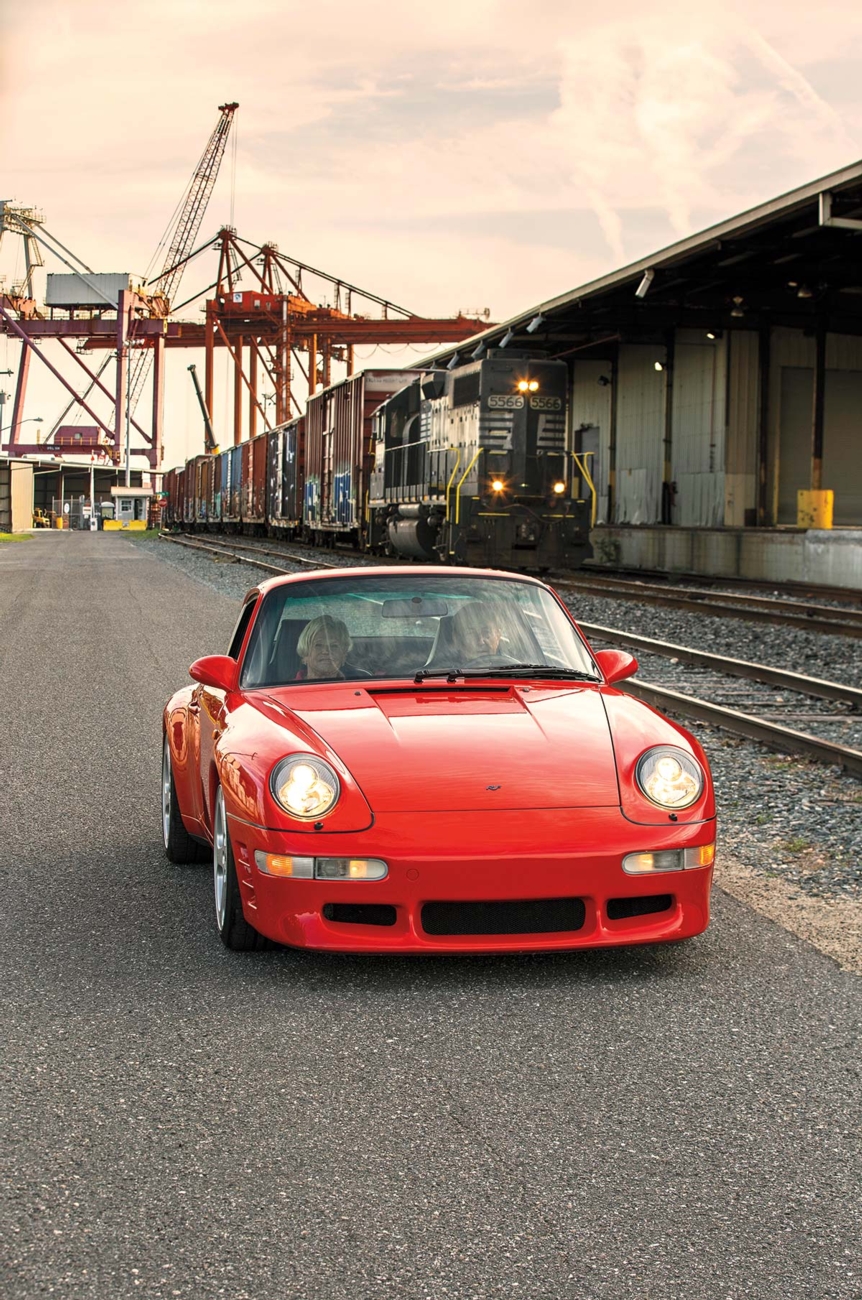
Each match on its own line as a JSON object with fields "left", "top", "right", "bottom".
{"left": 261, "top": 684, "right": 620, "bottom": 812}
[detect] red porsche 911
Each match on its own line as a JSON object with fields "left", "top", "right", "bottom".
{"left": 162, "top": 567, "right": 715, "bottom": 953}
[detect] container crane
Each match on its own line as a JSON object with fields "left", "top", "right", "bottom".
{"left": 126, "top": 102, "right": 238, "bottom": 415}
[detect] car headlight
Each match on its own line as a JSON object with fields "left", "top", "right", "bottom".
{"left": 270, "top": 755, "right": 340, "bottom": 820}
{"left": 635, "top": 746, "right": 703, "bottom": 810}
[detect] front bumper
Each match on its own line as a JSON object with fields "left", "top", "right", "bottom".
{"left": 226, "top": 807, "right": 715, "bottom": 953}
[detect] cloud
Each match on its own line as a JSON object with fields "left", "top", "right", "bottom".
{"left": 1, "top": 0, "right": 861, "bottom": 467}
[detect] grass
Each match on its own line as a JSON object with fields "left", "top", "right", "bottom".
{"left": 777, "top": 836, "right": 812, "bottom": 854}
{"left": 0, "top": 532, "right": 31, "bottom": 543}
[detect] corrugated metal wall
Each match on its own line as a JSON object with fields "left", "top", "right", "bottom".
{"left": 615, "top": 345, "right": 665, "bottom": 524}
{"left": 671, "top": 330, "right": 726, "bottom": 526}
{"left": 724, "top": 332, "right": 759, "bottom": 527}
{"left": 769, "top": 328, "right": 862, "bottom": 524}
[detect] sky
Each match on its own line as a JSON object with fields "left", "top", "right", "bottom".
{"left": 1, "top": 0, "right": 861, "bottom": 469}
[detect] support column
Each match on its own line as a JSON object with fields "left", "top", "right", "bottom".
{"left": 811, "top": 325, "right": 827, "bottom": 491}
{"left": 347, "top": 345, "right": 355, "bottom": 377}
{"left": 661, "top": 332, "right": 675, "bottom": 524}
{"left": 7, "top": 341, "right": 31, "bottom": 451}
{"left": 151, "top": 333, "right": 165, "bottom": 473}
{"left": 607, "top": 349, "right": 618, "bottom": 524}
{"left": 248, "top": 342, "right": 258, "bottom": 440}
{"left": 277, "top": 299, "right": 289, "bottom": 425}
{"left": 756, "top": 326, "right": 771, "bottom": 525}
{"left": 233, "top": 335, "right": 243, "bottom": 445}
{"left": 115, "top": 289, "right": 131, "bottom": 467}
{"left": 322, "top": 341, "right": 331, "bottom": 389}
{"left": 308, "top": 334, "right": 317, "bottom": 396}
{"left": 205, "top": 301, "right": 216, "bottom": 434}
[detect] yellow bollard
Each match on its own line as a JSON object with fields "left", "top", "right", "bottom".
{"left": 797, "top": 489, "right": 834, "bottom": 529}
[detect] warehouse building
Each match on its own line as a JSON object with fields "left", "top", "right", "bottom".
{"left": 427, "top": 160, "right": 862, "bottom": 587}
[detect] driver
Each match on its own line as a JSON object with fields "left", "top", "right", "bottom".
{"left": 450, "top": 601, "right": 510, "bottom": 664}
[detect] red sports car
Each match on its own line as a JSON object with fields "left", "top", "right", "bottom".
{"left": 162, "top": 566, "right": 715, "bottom": 952}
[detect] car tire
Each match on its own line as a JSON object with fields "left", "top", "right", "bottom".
{"left": 163, "top": 734, "right": 210, "bottom": 864}
{"left": 212, "top": 785, "right": 270, "bottom": 952}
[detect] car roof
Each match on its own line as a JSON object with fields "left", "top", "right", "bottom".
{"left": 254, "top": 565, "right": 551, "bottom": 597}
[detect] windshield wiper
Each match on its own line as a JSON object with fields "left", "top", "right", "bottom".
{"left": 414, "top": 668, "right": 469, "bottom": 683}
{"left": 414, "top": 664, "right": 599, "bottom": 683}
{"left": 460, "top": 664, "right": 599, "bottom": 680}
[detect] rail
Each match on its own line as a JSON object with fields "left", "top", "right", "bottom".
{"left": 620, "top": 678, "right": 862, "bottom": 778}
{"left": 579, "top": 623, "right": 862, "bottom": 708}
{"left": 558, "top": 574, "right": 862, "bottom": 638}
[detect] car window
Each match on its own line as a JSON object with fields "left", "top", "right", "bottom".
{"left": 227, "top": 596, "right": 258, "bottom": 660}
{"left": 240, "top": 575, "right": 597, "bottom": 688}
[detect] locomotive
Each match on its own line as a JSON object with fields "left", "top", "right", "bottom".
{"left": 163, "top": 353, "right": 593, "bottom": 570}
{"left": 368, "top": 350, "right": 592, "bottom": 569}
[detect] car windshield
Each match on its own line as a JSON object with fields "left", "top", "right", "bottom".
{"left": 240, "top": 573, "right": 598, "bottom": 688}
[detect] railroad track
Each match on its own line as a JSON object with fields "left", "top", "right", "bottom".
{"left": 160, "top": 532, "right": 862, "bottom": 777}
{"left": 166, "top": 531, "right": 862, "bottom": 635}
{"left": 580, "top": 563, "right": 862, "bottom": 608}
{"left": 554, "top": 574, "right": 862, "bottom": 639}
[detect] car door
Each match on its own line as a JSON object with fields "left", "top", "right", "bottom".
{"left": 197, "top": 593, "right": 259, "bottom": 831}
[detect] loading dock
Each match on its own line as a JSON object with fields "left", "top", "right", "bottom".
{"left": 424, "top": 160, "right": 862, "bottom": 589}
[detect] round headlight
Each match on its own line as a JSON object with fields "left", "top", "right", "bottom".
{"left": 270, "top": 755, "right": 340, "bottom": 820}
{"left": 635, "top": 746, "right": 703, "bottom": 810}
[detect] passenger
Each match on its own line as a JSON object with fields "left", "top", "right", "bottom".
{"left": 296, "top": 615, "right": 367, "bottom": 680}
{"left": 450, "top": 601, "right": 513, "bottom": 664}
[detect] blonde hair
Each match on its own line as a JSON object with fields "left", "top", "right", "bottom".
{"left": 297, "top": 614, "right": 352, "bottom": 659}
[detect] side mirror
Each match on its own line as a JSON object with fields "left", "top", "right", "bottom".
{"left": 594, "top": 648, "right": 638, "bottom": 685}
{"left": 189, "top": 654, "right": 239, "bottom": 693}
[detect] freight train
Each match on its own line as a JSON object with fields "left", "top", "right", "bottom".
{"left": 163, "top": 352, "right": 594, "bottom": 569}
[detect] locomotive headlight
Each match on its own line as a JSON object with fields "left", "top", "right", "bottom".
{"left": 552, "top": 481, "right": 566, "bottom": 494}
{"left": 635, "top": 747, "right": 703, "bottom": 810}
{"left": 528, "top": 380, "right": 539, "bottom": 392}
{"left": 491, "top": 478, "right": 505, "bottom": 492}
{"left": 271, "top": 755, "right": 340, "bottom": 820}
{"left": 516, "top": 379, "right": 530, "bottom": 392}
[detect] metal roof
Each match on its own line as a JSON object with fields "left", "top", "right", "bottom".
{"left": 423, "top": 157, "right": 862, "bottom": 365}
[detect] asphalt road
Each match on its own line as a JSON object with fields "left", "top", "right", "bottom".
{"left": 2, "top": 531, "right": 860, "bottom": 1300}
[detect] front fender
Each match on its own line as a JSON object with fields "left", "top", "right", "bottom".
{"left": 215, "top": 697, "right": 374, "bottom": 833}
{"left": 601, "top": 688, "right": 715, "bottom": 827}
{"left": 164, "top": 686, "right": 203, "bottom": 832}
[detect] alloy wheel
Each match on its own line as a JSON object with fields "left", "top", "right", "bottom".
{"left": 213, "top": 787, "right": 228, "bottom": 931}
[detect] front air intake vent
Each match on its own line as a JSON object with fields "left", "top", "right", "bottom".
{"left": 322, "top": 903, "right": 397, "bottom": 927}
{"left": 422, "top": 897, "right": 585, "bottom": 936}
{"left": 606, "top": 895, "right": 673, "bottom": 920}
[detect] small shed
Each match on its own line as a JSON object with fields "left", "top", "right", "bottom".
{"left": 105, "top": 485, "right": 153, "bottom": 529}
{"left": 0, "top": 458, "right": 35, "bottom": 532}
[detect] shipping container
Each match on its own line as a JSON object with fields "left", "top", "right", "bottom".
{"left": 45, "top": 272, "right": 143, "bottom": 309}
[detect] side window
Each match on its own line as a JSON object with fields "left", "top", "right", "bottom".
{"left": 227, "top": 597, "right": 258, "bottom": 660}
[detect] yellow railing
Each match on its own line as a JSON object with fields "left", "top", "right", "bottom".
{"left": 454, "top": 449, "right": 483, "bottom": 524}
{"left": 444, "top": 448, "right": 462, "bottom": 521}
{"left": 572, "top": 451, "right": 597, "bottom": 528}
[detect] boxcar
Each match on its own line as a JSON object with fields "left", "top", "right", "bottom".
{"left": 304, "top": 371, "right": 423, "bottom": 547}
{"left": 266, "top": 417, "right": 305, "bottom": 536}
